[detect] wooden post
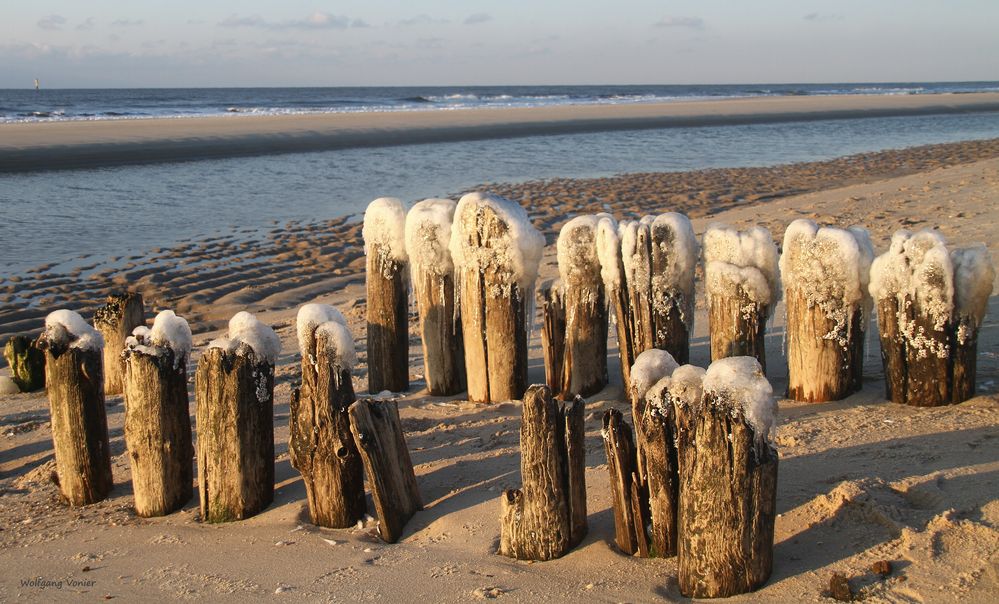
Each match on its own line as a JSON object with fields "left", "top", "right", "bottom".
{"left": 195, "top": 322, "right": 277, "bottom": 523}
{"left": 452, "top": 192, "right": 543, "bottom": 403}
{"left": 557, "top": 216, "right": 609, "bottom": 398}
{"left": 37, "top": 311, "right": 113, "bottom": 506}
{"left": 93, "top": 292, "right": 145, "bottom": 395}
{"left": 622, "top": 222, "right": 655, "bottom": 359}
{"left": 348, "top": 399, "right": 423, "bottom": 543}
{"left": 595, "top": 217, "right": 635, "bottom": 388}
{"left": 540, "top": 281, "right": 567, "bottom": 396}
{"left": 871, "top": 233, "right": 995, "bottom": 406}
{"left": 363, "top": 197, "right": 410, "bottom": 394}
{"left": 4, "top": 335, "right": 46, "bottom": 392}
{"left": 601, "top": 409, "right": 647, "bottom": 556}
{"left": 405, "top": 199, "right": 466, "bottom": 396}
{"left": 290, "top": 311, "right": 366, "bottom": 528}
{"left": 703, "top": 226, "right": 779, "bottom": 374}
{"left": 122, "top": 317, "right": 194, "bottom": 517}
{"left": 499, "top": 385, "right": 586, "bottom": 560}
{"left": 649, "top": 214, "right": 698, "bottom": 366}
{"left": 677, "top": 357, "right": 778, "bottom": 599}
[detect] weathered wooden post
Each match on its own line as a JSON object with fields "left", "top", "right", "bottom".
{"left": 404, "top": 199, "right": 466, "bottom": 395}
{"left": 449, "top": 192, "right": 544, "bottom": 403}
{"left": 870, "top": 230, "right": 995, "bottom": 406}
{"left": 363, "top": 197, "right": 410, "bottom": 394}
{"left": 36, "top": 310, "right": 112, "bottom": 506}
{"left": 290, "top": 303, "right": 366, "bottom": 528}
{"left": 595, "top": 216, "right": 634, "bottom": 387}
{"left": 4, "top": 335, "right": 45, "bottom": 392}
{"left": 500, "top": 384, "right": 586, "bottom": 560}
{"left": 780, "top": 220, "right": 874, "bottom": 402}
{"left": 195, "top": 311, "right": 280, "bottom": 522}
{"left": 122, "top": 310, "right": 194, "bottom": 517}
{"left": 677, "top": 356, "right": 778, "bottom": 599}
{"left": 649, "top": 213, "right": 698, "bottom": 365}
{"left": 602, "top": 408, "right": 646, "bottom": 556}
{"left": 539, "top": 281, "right": 567, "bottom": 394}
{"left": 556, "top": 216, "right": 609, "bottom": 397}
{"left": 348, "top": 399, "right": 423, "bottom": 543}
{"left": 621, "top": 220, "right": 656, "bottom": 361}
{"left": 703, "top": 225, "right": 780, "bottom": 373}
{"left": 93, "top": 292, "right": 145, "bottom": 395}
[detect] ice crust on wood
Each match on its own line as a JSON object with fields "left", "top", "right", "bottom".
{"left": 704, "top": 224, "right": 781, "bottom": 309}
{"left": 650, "top": 213, "right": 699, "bottom": 329}
{"left": 44, "top": 309, "right": 104, "bottom": 352}
{"left": 557, "top": 215, "right": 603, "bottom": 299}
{"left": 207, "top": 311, "right": 281, "bottom": 364}
{"left": 950, "top": 244, "right": 995, "bottom": 329}
{"left": 595, "top": 215, "right": 622, "bottom": 290}
{"left": 647, "top": 364, "right": 707, "bottom": 416}
{"left": 701, "top": 356, "right": 776, "bottom": 444}
{"left": 296, "top": 303, "right": 348, "bottom": 362}
{"left": 405, "top": 198, "right": 457, "bottom": 277}
{"left": 779, "top": 219, "right": 874, "bottom": 346}
{"left": 448, "top": 191, "right": 544, "bottom": 294}
{"left": 125, "top": 310, "right": 192, "bottom": 367}
{"left": 629, "top": 349, "right": 679, "bottom": 402}
{"left": 363, "top": 197, "right": 409, "bottom": 277}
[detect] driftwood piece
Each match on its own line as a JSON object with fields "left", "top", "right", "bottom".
{"left": 93, "top": 292, "right": 145, "bottom": 395}
{"left": 195, "top": 347, "right": 275, "bottom": 522}
{"left": 500, "top": 385, "right": 586, "bottom": 560}
{"left": 4, "top": 335, "right": 45, "bottom": 392}
{"left": 348, "top": 399, "right": 422, "bottom": 543}
{"left": 602, "top": 409, "right": 647, "bottom": 556}
{"left": 540, "top": 282, "right": 567, "bottom": 395}
{"left": 785, "top": 288, "right": 864, "bottom": 402}
{"left": 37, "top": 337, "right": 112, "bottom": 506}
{"left": 707, "top": 289, "right": 769, "bottom": 374}
{"left": 290, "top": 329, "right": 366, "bottom": 528}
{"left": 366, "top": 241, "right": 410, "bottom": 393}
{"left": 412, "top": 264, "right": 465, "bottom": 395}
{"left": 122, "top": 347, "right": 193, "bottom": 517}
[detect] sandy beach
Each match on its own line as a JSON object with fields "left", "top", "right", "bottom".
{"left": 3, "top": 92, "right": 999, "bottom": 171}
{"left": 1, "top": 133, "right": 997, "bottom": 601}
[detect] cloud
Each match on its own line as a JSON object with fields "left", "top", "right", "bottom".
{"left": 463, "top": 13, "right": 492, "bottom": 25}
{"left": 803, "top": 13, "right": 843, "bottom": 22}
{"left": 653, "top": 16, "right": 705, "bottom": 30}
{"left": 37, "top": 15, "right": 67, "bottom": 30}
{"left": 112, "top": 19, "right": 145, "bottom": 27}
{"left": 399, "top": 14, "right": 449, "bottom": 26}
{"left": 76, "top": 18, "right": 95, "bottom": 31}
{"left": 218, "top": 11, "right": 359, "bottom": 30}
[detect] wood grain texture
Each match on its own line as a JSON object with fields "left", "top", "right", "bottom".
{"left": 708, "top": 290, "right": 769, "bottom": 374}
{"left": 785, "top": 288, "right": 864, "bottom": 402}
{"left": 601, "top": 408, "right": 646, "bottom": 556}
{"left": 365, "top": 242, "right": 409, "bottom": 393}
{"left": 412, "top": 267, "right": 465, "bottom": 396}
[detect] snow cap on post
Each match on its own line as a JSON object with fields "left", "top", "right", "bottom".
{"left": 44, "top": 309, "right": 104, "bottom": 352}
{"left": 703, "top": 224, "right": 781, "bottom": 310}
{"left": 296, "top": 303, "right": 347, "bottom": 359}
{"left": 702, "top": 356, "right": 776, "bottom": 444}
{"left": 405, "top": 198, "right": 457, "bottom": 277}
{"left": 125, "top": 310, "right": 193, "bottom": 367}
{"left": 557, "top": 215, "right": 602, "bottom": 289}
{"left": 207, "top": 311, "right": 281, "bottom": 364}
{"left": 363, "top": 197, "right": 409, "bottom": 275}
{"left": 629, "top": 348, "right": 679, "bottom": 402}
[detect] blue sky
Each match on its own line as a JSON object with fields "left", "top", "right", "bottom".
{"left": 2, "top": 1, "right": 997, "bottom": 87}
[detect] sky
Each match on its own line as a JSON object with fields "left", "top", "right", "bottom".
{"left": 1, "top": 1, "right": 997, "bottom": 88}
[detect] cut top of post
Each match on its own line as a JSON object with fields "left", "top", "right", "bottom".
{"left": 405, "top": 198, "right": 457, "bottom": 278}
{"left": 701, "top": 356, "right": 777, "bottom": 449}
{"left": 41, "top": 309, "right": 104, "bottom": 353}
{"left": 125, "top": 310, "right": 192, "bottom": 369}
{"left": 207, "top": 311, "right": 281, "bottom": 365}
{"left": 703, "top": 224, "right": 781, "bottom": 310}
{"left": 363, "top": 197, "right": 410, "bottom": 277}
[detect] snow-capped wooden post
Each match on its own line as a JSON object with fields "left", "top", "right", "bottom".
{"left": 539, "top": 281, "right": 566, "bottom": 394}
{"left": 122, "top": 311, "right": 194, "bottom": 517}
{"left": 500, "top": 384, "right": 586, "bottom": 560}
{"left": 348, "top": 399, "right": 422, "bottom": 543}
{"left": 602, "top": 408, "right": 646, "bottom": 556}
{"left": 621, "top": 221, "right": 656, "bottom": 361}
{"left": 870, "top": 231, "right": 995, "bottom": 406}
{"left": 703, "top": 225, "right": 780, "bottom": 374}
{"left": 93, "top": 292, "right": 145, "bottom": 395}
{"left": 195, "top": 312, "right": 280, "bottom": 523}
{"left": 595, "top": 216, "right": 635, "bottom": 387}
{"left": 649, "top": 214, "right": 698, "bottom": 365}
{"left": 290, "top": 304, "right": 366, "bottom": 528}
{"left": 404, "top": 199, "right": 466, "bottom": 395}
{"left": 36, "top": 310, "right": 113, "bottom": 506}
{"left": 780, "top": 220, "right": 874, "bottom": 402}
{"left": 450, "top": 192, "right": 544, "bottom": 403}
{"left": 677, "top": 357, "right": 778, "bottom": 599}
{"left": 3, "top": 335, "right": 45, "bottom": 392}
{"left": 363, "top": 197, "right": 410, "bottom": 394}
{"left": 556, "top": 216, "right": 609, "bottom": 397}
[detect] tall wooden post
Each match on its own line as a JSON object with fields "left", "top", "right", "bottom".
{"left": 404, "top": 199, "right": 466, "bottom": 396}
{"left": 540, "top": 281, "right": 567, "bottom": 395}
{"left": 556, "top": 216, "right": 609, "bottom": 398}
{"left": 621, "top": 221, "right": 655, "bottom": 359}
{"left": 451, "top": 192, "right": 543, "bottom": 403}
{"left": 703, "top": 225, "right": 779, "bottom": 373}
{"left": 195, "top": 312, "right": 279, "bottom": 522}
{"left": 363, "top": 197, "right": 410, "bottom": 393}
{"left": 678, "top": 357, "right": 778, "bottom": 599}
{"left": 37, "top": 310, "right": 113, "bottom": 506}
{"left": 290, "top": 305, "right": 366, "bottom": 528}
{"left": 500, "top": 385, "right": 586, "bottom": 560}
{"left": 93, "top": 292, "right": 145, "bottom": 395}
{"left": 649, "top": 214, "right": 698, "bottom": 365}
{"left": 595, "top": 216, "right": 634, "bottom": 388}
{"left": 4, "top": 335, "right": 45, "bottom": 392}
{"left": 122, "top": 310, "right": 194, "bottom": 517}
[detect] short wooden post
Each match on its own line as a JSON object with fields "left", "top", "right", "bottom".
{"left": 404, "top": 199, "right": 466, "bottom": 395}
{"left": 363, "top": 197, "right": 410, "bottom": 393}
{"left": 870, "top": 232, "right": 995, "bottom": 406}
{"left": 195, "top": 312, "right": 279, "bottom": 522}
{"left": 601, "top": 409, "right": 647, "bottom": 557}
{"left": 703, "top": 225, "right": 780, "bottom": 373}
{"left": 451, "top": 192, "right": 544, "bottom": 403}
{"left": 649, "top": 214, "right": 698, "bottom": 365}
{"left": 348, "top": 399, "right": 423, "bottom": 543}
{"left": 556, "top": 216, "right": 609, "bottom": 398}
{"left": 677, "top": 357, "right": 778, "bottom": 599}
{"left": 539, "top": 281, "right": 567, "bottom": 395}
{"left": 500, "top": 384, "right": 586, "bottom": 560}
{"left": 781, "top": 221, "right": 873, "bottom": 402}
{"left": 4, "top": 335, "right": 46, "bottom": 392}
{"left": 93, "top": 292, "right": 145, "bottom": 395}
{"left": 37, "top": 310, "right": 113, "bottom": 506}
{"left": 595, "top": 216, "right": 635, "bottom": 387}
{"left": 290, "top": 304, "right": 366, "bottom": 528}
{"left": 122, "top": 311, "right": 194, "bottom": 517}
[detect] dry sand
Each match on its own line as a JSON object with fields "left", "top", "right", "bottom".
{"left": 1, "top": 146, "right": 998, "bottom": 602}
{"left": 3, "top": 92, "right": 999, "bottom": 171}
